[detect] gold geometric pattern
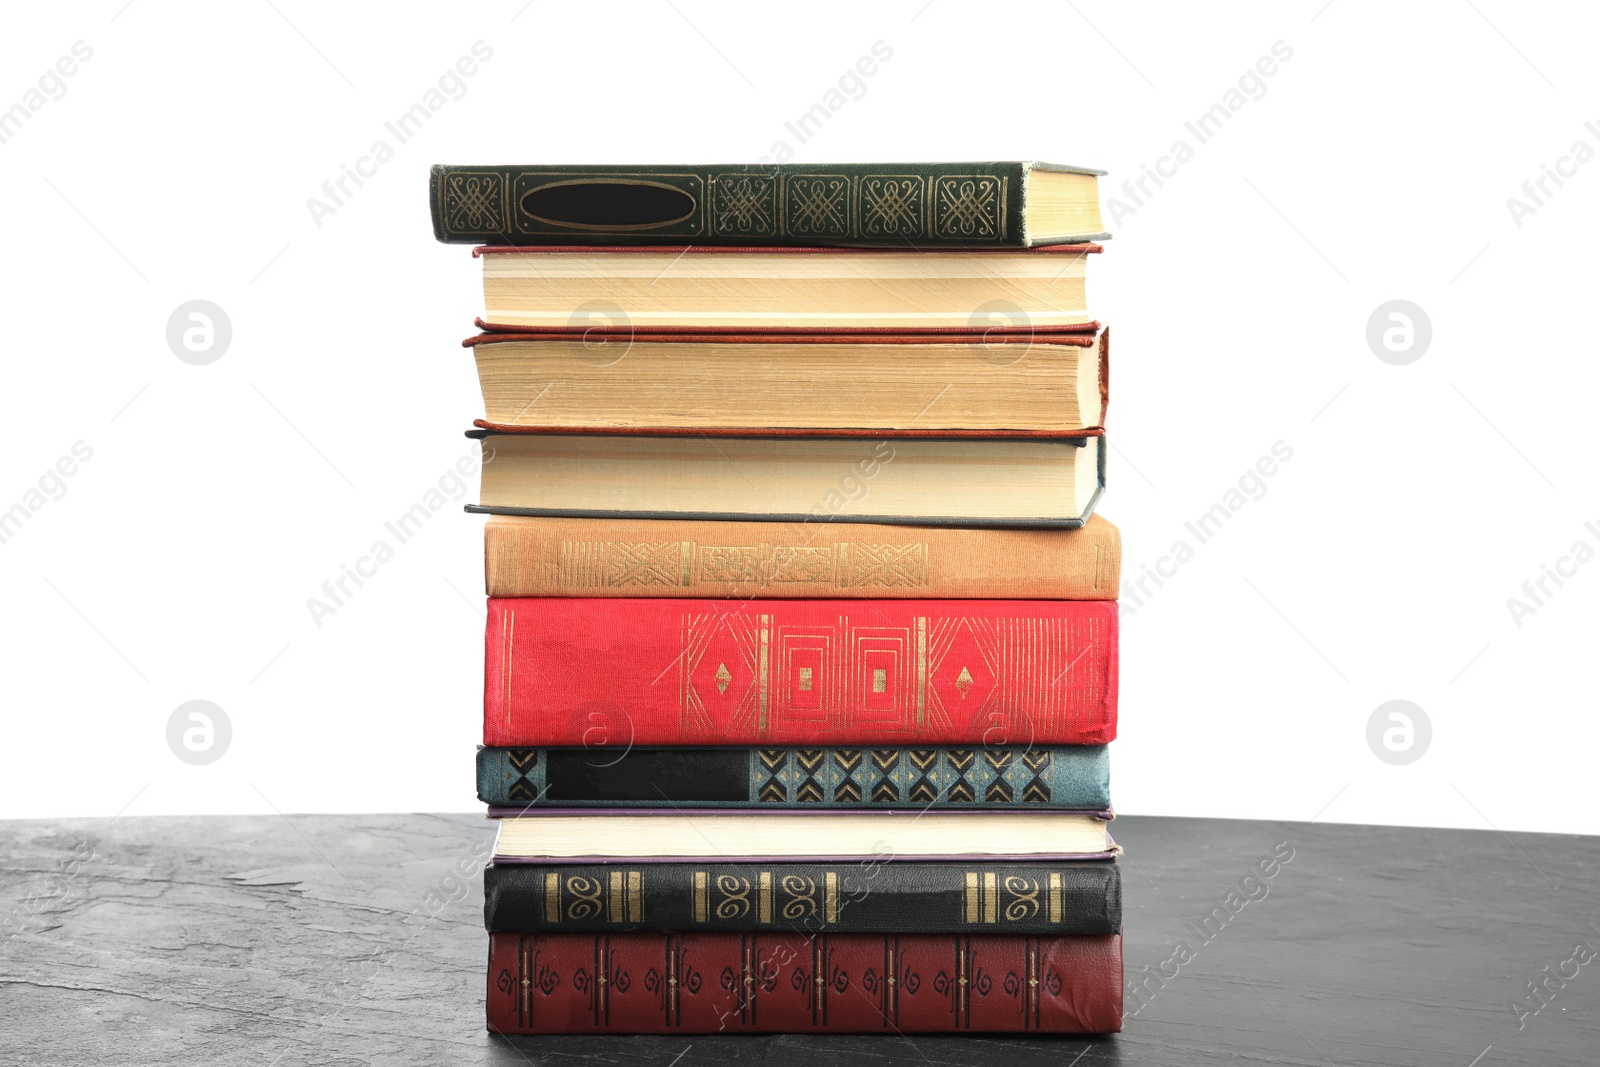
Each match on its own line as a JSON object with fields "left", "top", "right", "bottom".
{"left": 933, "top": 176, "right": 1004, "bottom": 240}
{"left": 787, "top": 176, "right": 850, "bottom": 237}
{"left": 870, "top": 749, "right": 899, "bottom": 802}
{"left": 678, "top": 610, "right": 1109, "bottom": 742}
{"left": 558, "top": 540, "right": 928, "bottom": 591}
{"left": 753, "top": 751, "right": 790, "bottom": 805}
{"left": 860, "top": 176, "right": 924, "bottom": 236}
{"left": 679, "top": 612, "right": 770, "bottom": 738}
{"left": 697, "top": 546, "right": 759, "bottom": 584}
{"left": 559, "top": 541, "right": 692, "bottom": 588}
{"left": 442, "top": 172, "right": 506, "bottom": 235}
{"left": 769, "top": 547, "right": 836, "bottom": 584}
{"left": 985, "top": 751, "right": 1013, "bottom": 802}
{"left": 839, "top": 543, "right": 930, "bottom": 589}
{"left": 711, "top": 174, "right": 776, "bottom": 235}
{"left": 746, "top": 745, "right": 1055, "bottom": 805}
{"left": 832, "top": 749, "right": 863, "bottom": 802}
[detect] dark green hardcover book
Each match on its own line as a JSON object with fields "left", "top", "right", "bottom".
{"left": 430, "top": 161, "right": 1107, "bottom": 247}
{"left": 484, "top": 860, "right": 1121, "bottom": 935}
{"left": 477, "top": 745, "right": 1111, "bottom": 810}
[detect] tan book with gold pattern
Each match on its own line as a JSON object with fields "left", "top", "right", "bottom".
{"left": 484, "top": 513, "right": 1120, "bottom": 599}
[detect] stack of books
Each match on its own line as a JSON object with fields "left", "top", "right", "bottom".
{"left": 431, "top": 161, "right": 1125, "bottom": 1035}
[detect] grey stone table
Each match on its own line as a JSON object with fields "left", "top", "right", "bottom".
{"left": 3, "top": 813, "right": 1597, "bottom": 1066}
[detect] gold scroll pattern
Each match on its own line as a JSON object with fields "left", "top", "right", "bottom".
{"left": 693, "top": 871, "right": 839, "bottom": 925}
{"left": 542, "top": 871, "right": 644, "bottom": 924}
{"left": 962, "top": 872, "right": 1068, "bottom": 924}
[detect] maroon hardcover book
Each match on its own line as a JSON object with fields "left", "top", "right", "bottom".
{"left": 487, "top": 930, "right": 1123, "bottom": 1034}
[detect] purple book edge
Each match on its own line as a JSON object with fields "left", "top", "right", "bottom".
{"left": 485, "top": 807, "right": 1116, "bottom": 820}
{"left": 491, "top": 846, "right": 1122, "bottom": 865}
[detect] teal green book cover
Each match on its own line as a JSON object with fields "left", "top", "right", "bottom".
{"left": 478, "top": 744, "right": 1111, "bottom": 810}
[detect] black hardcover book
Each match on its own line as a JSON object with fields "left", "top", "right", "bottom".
{"left": 484, "top": 861, "right": 1121, "bottom": 935}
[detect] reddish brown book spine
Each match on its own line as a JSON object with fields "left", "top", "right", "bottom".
{"left": 487, "top": 930, "right": 1122, "bottom": 1034}
{"left": 483, "top": 598, "right": 1118, "bottom": 746}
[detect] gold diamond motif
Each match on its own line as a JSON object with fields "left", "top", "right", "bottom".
{"left": 955, "top": 666, "right": 974, "bottom": 697}
{"left": 714, "top": 663, "right": 732, "bottom": 694}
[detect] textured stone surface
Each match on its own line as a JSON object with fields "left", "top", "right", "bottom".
{"left": 2, "top": 813, "right": 1597, "bottom": 1065}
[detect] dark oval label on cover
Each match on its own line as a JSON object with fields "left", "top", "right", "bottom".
{"left": 521, "top": 179, "right": 698, "bottom": 231}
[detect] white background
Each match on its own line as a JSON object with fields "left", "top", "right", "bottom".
{"left": 1, "top": 1, "right": 1595, "bottom": 835}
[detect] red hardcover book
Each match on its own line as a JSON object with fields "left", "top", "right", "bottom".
{"left": 487, "top": 930, "right": 1123, "bottom": 1034}
{"left": 483, "top": 598, "right": 1118, "bottom": 747}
